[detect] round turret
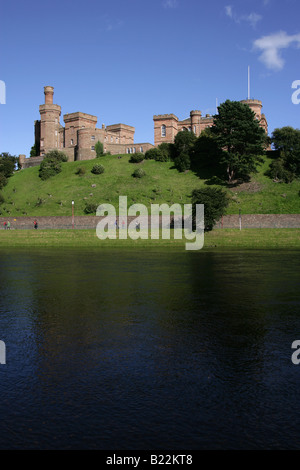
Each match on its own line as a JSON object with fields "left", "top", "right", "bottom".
{"left": 44, "top": 86, "right": 54, "bottom": 105}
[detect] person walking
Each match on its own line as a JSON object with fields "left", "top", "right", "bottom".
{"left": 3, "top": 221, "right": 7, "bottom": 230}
{"left": 7, "top": 221, "right": 10, "bottom": 230}
{"left": 34, "top": 220, "right": 38, "bottom": 229}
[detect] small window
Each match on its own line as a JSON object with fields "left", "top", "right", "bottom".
{"left": 161, "top": 125, "right": 166, "bottom": 137}
{"left": 91, "top": 146, "right": 95, "bottom": 150}
{"left": 71, "top": 139, "right": 74, "bottom": 145}
{"left": 140, "top": 146, "right": 143, "bottom": 153}
{"left": 133, "top": 147, "right": 136, "bottom": 153}
{"left": 91, "top": 135, "right": 95, "bottom": 141}
{"left": 194, "top": 125, "right": 196, "bottom": 133}
{"left": 111, "top": 136, "right": 113, "bottom": 142}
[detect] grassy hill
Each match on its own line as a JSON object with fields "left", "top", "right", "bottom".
{"left": 0, "top": 153, "right": 299, "bottom": 217}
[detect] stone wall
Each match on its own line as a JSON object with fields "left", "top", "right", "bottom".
{"left": 1, "top": 214, "right": 300, "bottom": 230}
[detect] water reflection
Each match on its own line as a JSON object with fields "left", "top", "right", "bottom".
{"left": 0, "top": 249, "right": 299, "bottom": 449}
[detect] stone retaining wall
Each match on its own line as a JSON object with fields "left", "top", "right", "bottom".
{"left": 0, "top": 214, "right": 300, "bottom": 230}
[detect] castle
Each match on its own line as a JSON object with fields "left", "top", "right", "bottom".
{"left": 153, "top": 99, "right": 268, "bottom": 146}
{"left": 19, "top": 86, "right": 268, "bottom": 169}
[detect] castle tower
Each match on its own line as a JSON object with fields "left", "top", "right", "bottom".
{"left": 190, "top": 110, "right": 202, "bottom": 136}
{"left": 153, "top": 114, "right": 178, "bottom": 146}
{"left": 39, "top": 86, "right": 61, "bottom": 155}
{"left": 240, "top": 99, "right": 268, "bottom": 134}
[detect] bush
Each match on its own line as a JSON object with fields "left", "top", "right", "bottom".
{"left": 39, "top": 150, "right": 68, "bottom": 180}
{"left": 145, "top": 148, "right": 161, "bottom": 160}
{"left": 157, "top": 143, "right": 174, "bottom": 161}
{"left": 0, "top": 192, "right": 5, "bottom": 205}
{"left": 129, "top": 153, "right": 144, "bottom": 163}
{"left": 95, "top": 141, "right": 104, "bottom": 157}
{"left": 266, "top": 159, "right": 294, "bottom": 183}
{"left": 91, "top": 164, "right": 105, "bottom": 175}
{"left": 84, "top": 201, "right": 98, "bottom": 214}
{"left": 174, "top": 152, "right": 190, "bottom": 172}
{"left": 75, "top": 167, "right": 86, "bottom": 176}
{"left": 0, "top": 173, "right": 7, "bottom": 189}
{"left": 132, "top": 168, "right": 146, "bottom": 178}
{"left": 192, "top": 187, "right": 229, "bottom": 232}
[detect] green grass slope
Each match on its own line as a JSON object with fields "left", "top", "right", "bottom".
{"left": 0, "top": 154, "right": 299, "bottom": 216}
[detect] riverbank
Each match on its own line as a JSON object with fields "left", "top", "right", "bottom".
{"left": 0, "top": 228, "right": 300, "bottom": 250}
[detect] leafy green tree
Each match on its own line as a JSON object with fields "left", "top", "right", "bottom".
{"left": 211, "top": 100, "right": 267, "bottom": 182}
{"left": 30, "top": 142, "right": 40, "bottom": 157}
{"left": 173, "top": 130, "right": 197, "bottom": 172}
{"left": 95, "top": 140, "right": 104, "bottom": 157}
{"left": 0, "top": 152, "right": 18, "bottom": 178}
{"left": 270, "top": 126, "right": 300, "bottom": 180}
{"left": 191, "top": 187, "right": 229, "bottom": 232}
{"left": 191, "top": 133, "right": 224, "bottom": 169}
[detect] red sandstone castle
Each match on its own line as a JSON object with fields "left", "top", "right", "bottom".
{"left": 19, "top": 86, "right": 268, "bottom": 168}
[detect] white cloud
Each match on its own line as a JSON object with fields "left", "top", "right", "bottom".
{"left": 225, "top": 5, "right": 233, "bottom": 18}
{"left": 162, "top": 0, "right": 178, "bottom": 8}
{"left": 225, "top": 6, "right": 262, "bottom": 28}
{"left": 244, "top": 13, "right": 262, "bottom": 28}
{"left": 253, "top": 31, "right": 300, "bottom": 70}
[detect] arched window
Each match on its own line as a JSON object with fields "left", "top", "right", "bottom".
{"left": 140, "top": 146, "right": 143, "bottom": 153}
{"left": 161, "top": 125, "right": 166, "bottom": 137}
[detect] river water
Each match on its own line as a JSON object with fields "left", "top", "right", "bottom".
{"left": 0, "top": 248, "right": 299, "bottom": 449}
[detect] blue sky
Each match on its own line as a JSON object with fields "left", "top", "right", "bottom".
{"left": 1, "top": 0, "right": 300, "bottom": 157}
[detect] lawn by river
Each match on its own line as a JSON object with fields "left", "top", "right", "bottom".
{"left": 0, "top": 228, "right": 300, "bottom": 249}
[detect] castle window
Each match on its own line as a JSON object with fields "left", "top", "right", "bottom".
{"left": 71, "top": 139, "right": 74, "bottom": 145}
{"left": 130, "top": 148, "right": 133, "bottom": 153}
{"left": 140, "top": 146, "right": 143, "bottom": 153}
{"left": 91, "top": 146, "right": 95, "bottom": 150}
{"left": 91, "top": 135, "right": 95, "bottom": 141}
{"left": 127, "top": 148, "right": 130, "bottom": 154}
{"left": 161, "top": 125, "right": 166, "bottom": 137}
{"left": 194, "top": 125, "right": 196, "bottom": 133}
{"left": 111, "top": 136, "right": 113, "bottom": 142}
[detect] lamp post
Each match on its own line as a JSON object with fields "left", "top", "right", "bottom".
{"left": 239, "top": 209, "right": 242, "bottom": 231}
{"left": 72, "top": 200, "right": 74, "bottom": 229}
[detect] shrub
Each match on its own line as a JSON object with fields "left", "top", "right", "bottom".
{"left": 39, "top": 150, "right": 68, "bottom": 180}
{"left": 0, "top": 173, "right": 7, "bottom": 189}
{"left": 84, "top": 201, "right": 98, "bottom": 214}
{"left": 145, "top": 148, "right": 161, "bottom": 160}
{"left": 75, "top": 167, "right": 86, "bottom": 176}
{"left": 174, "top": 152, "right": 190, "bottom": 172}
{"left": 157, "top": 143, "right": 173, "bottom": 161}
{"left": 95, "top": 141, "right": 104, "bottom": 157}
{"left": 266, "top": 159, "right": 294, "bottom": 183}
{"left": 191, "top": 187, "right": 229, "bottom": 232}
{"left": 91, "top": 164, "right": 105, "bottom": 175}
{"left": 0, "top": 192, "right": 5, "bottom": 205}
{"left": 132, "top": 168, "right": 146, "bottom": 178}
{"left": 129, "top": 153, "right": 144, "bottom": 163}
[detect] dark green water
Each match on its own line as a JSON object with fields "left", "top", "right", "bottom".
{"left": 0, "top": 248, "right": 299, "bottom": 449}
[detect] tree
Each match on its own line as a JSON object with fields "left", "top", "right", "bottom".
{"left": 0, "top": 152, "right": 18, "bottom": 178}
{"left": 30, "top": 142, "right": 40, "bottom": 157}
{"left": 211, "top": 100, "right": 267, "bottom": 182}
{"left": 191, "top": 187, "right": 229, "bottom": 232}
{"left": 95, "top": 140, "right": 104, "bottom": 157}
{"left": 270, "top": 126, "right": 300, "bottom": 181}
{"left": 191, "top": 133, "right": 224, "bottom": 169}
{"left": 173, "top": 130, "right": 197, "bottom": 172}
